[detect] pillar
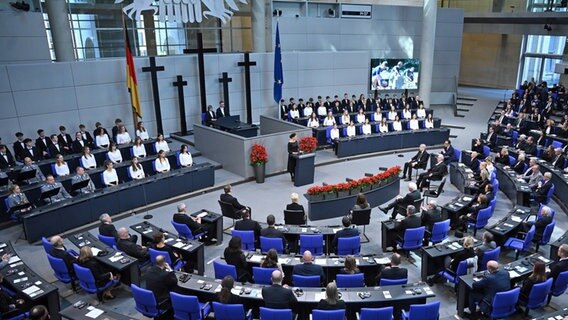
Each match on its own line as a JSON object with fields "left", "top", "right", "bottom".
{"left": 560, "top": 38, "right": 568, "bottom": 85}
{"left": 46, "top": 0, "right": 75, "bottom": 61}
{"left": 142, "top": 11, "right": 158, "bottom": 56}
{"left": 418, "top": 0, "right": 437, "bottom": 108}
{"left": 251, "top": 0, "right": 267, "bottom": 52}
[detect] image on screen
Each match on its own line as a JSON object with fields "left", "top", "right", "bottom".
{"left": 369, "top": 58, "right": 420, "bottom": 91}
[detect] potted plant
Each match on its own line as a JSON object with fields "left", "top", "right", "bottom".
{"left": 335, "top": 182, "right": 351, "bottom": 198}
{"left": 250, "top": 144, "right": 268, "bottom": 183}
{"left": 299, "top": 136, "right": 318, "bottom": 153}
{"left": 307, "top": 186, "right": 325, "bottom": 201}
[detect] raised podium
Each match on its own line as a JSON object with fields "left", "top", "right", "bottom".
{"left": 293, "top": 153, "right": 315, "bottom": 187}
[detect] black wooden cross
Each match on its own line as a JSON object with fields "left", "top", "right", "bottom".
{"left": 218, "top": 72, "right": 233, "bottom": 115}
{"left": 172, "top": 75, "right": 189, "bottom": 135}
{"left": 183, "top": 33, "right": 217, "bottom": 114}
{"left": 142, "top": 56, "right": 165, "bottom": 134}
{"left": 238, "top": 52, "right": 257, "bottom": 124}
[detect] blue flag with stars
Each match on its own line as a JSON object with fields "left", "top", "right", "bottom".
{"left": 273, "top": 22, "right": 283, "bottom": 103}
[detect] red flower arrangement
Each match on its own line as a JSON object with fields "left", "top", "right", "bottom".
{"left": 250, "top": 144, "right": 268, "bottom": 166}
{"left": 306, "top": 166, "right": 401, "bottom": 196}
{"left": 299, "top": 137, "right": 318, "bottom": 153}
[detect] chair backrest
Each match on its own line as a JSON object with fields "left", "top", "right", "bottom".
{"left": 508, "top": 156, "right": 516, "bottom": 166}
{"left": 260, "top": 236, "right": 284, "bottom": 254}
{"left": 218, "top": 200, "right": 240, "bottom": 219}
{"left": 412, "top": 198, "right": 424, "bottom": 211}
{"left": 379, "top": 278, "right": 407, "bottom": 286}
{"left": 252, "top": 267, "right": 277, "bottom": 285}
{"left": 475, "top": 207, "right": 493, "bottom": 228}
{"left": 483, "top": 145, "right": 491, "bottom": 157}
{"left": 539, "top": 221, "right": 555, "bottom": 245}
{"left": 544, "top": 183, "right": 555, "bottom": 204}
{"left": 292, "top": 274, "right": 320, "bottom": 287}
{"left": 551, "top": 140, "right": 563, "bottom": 149}
{"left": 232, "top": 230, "right": 255, "bottom": 251}
{"left": 284, "top": 209, "right": 305, "bottom": 225}
{"left": 337, "top": 236, "right": 361, "bottom": 255}
{"left": 171, "top": 220, "right": 194, "bottom": 239}
{"left": 326, "top": 126, "right": 333, "bottom": 144}
{"left": 455, "top": 260, "right": 469, "bottom": 278}
{"left": 175, "top": 151, "right": 181, "bottom": 167}
{"left": 73, "top": 264, "right": 98, "bottom": 293}
{"left": 336, "top": 273, "right": 364, "bottom": 288}
{"left": 170, "top": 292, "right": 204, "bottom": 320}
{"left": 259, "top": 307, "right": 294, "bottom": 320}
{"left": 490, "top": 287, "right": 520, "bottom": 319}
{"left": 212, "top": 302, "right": 246, "bottom": 320}
{"left": 406, "top": 301, "right": 440, "bottom": 320}
{"left": 299, "top": 234, "right": 324, "bottom": 256}
{"left": 480, "top": 247, "right": 501, "bottom": 271}
{"left": 551, "top": 270, "right": 568, "bottom": 296}
{"left": 526, "top": 278, "right": 553, "bottom": 309}
{"left": 430, "top": 219, "right": 450, "bottom": 244}
{"left": 97, "top": 234, "right": 117, "bottom": 248}
{"left": 401, "top": 227, "right": 425, "bottom": 250}
{"left": 131, "top": 284, "right": 161, "bottom": 317}
{"left": 312, "top": 309, "right": 345, "bottom": 320}
{"left": 350, "top": 208, "right": 371, "bottom": 226}
{"left": 453, "top": 147, "right": 461, "bottom": 162}
{"left": 435, "top": 178, "right": 446, "bottom": 195}
{"left": 213, "top": 260, "right": 238, "bottom": 280}
{"left": 148, "top": 248, "right": 173, "bottom": 266}
{"left": 359, "top": 307, "right": 393, "bottom": 320}
{"left": 489, "top": 198, "right": 497, "bottom": 213}
{"left": 523, "top": 225, "right": 536, "bottom": 251}
{"left": 41, "top": 237, "right": 53, "bottom": 254}
{"left": 47, "top": 254, "right": 73, "bottom": 283}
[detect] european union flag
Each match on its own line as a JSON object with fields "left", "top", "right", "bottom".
{"left": 273, "top": 22, "right": 283, "bottom": 103}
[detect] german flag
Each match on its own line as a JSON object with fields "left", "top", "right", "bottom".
{"left": 124, "top": 21, "right": 141, "bottom": 118}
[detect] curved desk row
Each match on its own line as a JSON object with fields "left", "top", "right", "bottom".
{"left": 175, "top": 273, "right": 435, "bottom": 320}
{"left": 21, "top": 163, "right": 215, "bottom": 243}
{"left": 494, "top": 163, "right": 531, "bottom": 207}
{"left": 0, "top": 241, "right": 60, "bottom": 319}
{"left": 485, "top": 206, "right": 531, "bottom": 245}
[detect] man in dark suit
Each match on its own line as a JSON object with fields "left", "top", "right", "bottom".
{"left": 12, "top": 132, "right": 25, "bottom": 161}
{"left": 548, "top": 244, "right": 568, "bottom": 283}
{"left": 376, "top": 253, "right": 408, "bottom": 283}
{"left": 331, "top": 216, "right": 359, "bottom": 251}
{"left": 205, "top": 105, "right": 217, "bottom": 126}
{"left": 468, "top": 261, "right": 511, "bottom": 316}
{"left": 417, "top": 154, "right": 447, "bottom": 190}
{"left": 524, "top": 136, "right": 537, "bottom": 155}
{"left": 394, "top": 206, "right": 422, "bottom": 240}
{"left": 72, "top": 132, "right": 90, "bottom": 154}
{"left": 483, "top": 126, "right": 497, "bottom": 150}
{"left": 440, "top": 140, "right": 457, "bottom": 164}
{"left": 78, "top": 124, "right": 94, "bottom": 145}
{"left": 379, "top": 182, "right": 421, "bottom": 220}
{"left": 469, "top": 151, "right": 481, "bottom": 172}
{"left": 220, "top": 185, "right": 250, "bottom": 217}
{"left": 401, "top": 144, "right": 429, "bottom": 181}
{"left": 520, "top": 206, "right": 552, "bottom": 242}
{"left": 35, "top": 129, "right": 52, "bottom": 159}
{"left": 173, "top": 203, "right": 216, "bottom": 244}
{"left": 0, "top": 145, "right": 16, "bottom": 169}
{"left": 533, "top": 172, "right": 553, "bottom": 204}
{"left": 216, "top": 101, "right": 229, "bottom": 118}
{"left": 234, "top": 209, "right": 261, "bottom": 243}
{"left": 116, "top": 228, "right": 149, "bottom": 262}
{"left": 341, "top": 93, "right": 350, "bottom": 110}
{"left": 145, "top": 255, "right": 178, "bottom": 309}
{"left": 279, "top": 99, "right": 288, "bottom": 120}
{"left": 49, "top": 235, "right": 77, "bottom": 275}
{"left": 57, "top": 126, "right": 73, "bottom": 154}
{"left": 261, "top": 270, "right": 297, "bottom": 310}
{"left": 420, "top": 200, "right": 443, "bottom": 232}
{"left": 19, "top": 139, "right": 41, "bottom": 162}
{"left": 48, "top": 134, "right": 65, "bottom": 157}
{"left": 292, "top": 250, "right": 325, "bottom": 284}
{"left": 111, "top": 119, "right": 124, "bottom": 143}
{"left": 260, "top": 214, "right": 287, "bottom": 251}
{"left": 551, "top": 148, "right": 565, "bottom": 170}
{"left": 98, "top": 213, "right": 137, "bottom": 243}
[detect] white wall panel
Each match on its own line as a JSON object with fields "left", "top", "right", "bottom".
{"left": 13, "top": 87, "right": 77, "bottom": 116}
{"left": 0, "top": 92, "right": 16, "bottom": 119}
{"left": 7, "top": 63, "right": 73, "bottom": 91}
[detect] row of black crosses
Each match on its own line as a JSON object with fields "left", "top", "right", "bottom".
{"left": 142, "top": 33, "right": 257, "bottom": 135}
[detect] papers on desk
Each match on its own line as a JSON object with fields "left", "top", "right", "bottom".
{"left": 538, "top": 256, "right": 550, "bottom": 263}
{"left": 301, "top": 228, "right": 308, "bottom": 233}
{"left": 13, "top": 277, "right": 28, "bottom": 283}
{"left": 462, "top": 196, "right": 473, "bottom": 202}
{"left": 197, "top": 211, "right": 208, "bottom": 218}
{"left": 511, "top": 216, "right": 522, "bottom": 222}
{"left": 108, "top": 253, "right": 123, "bottom": 263}
{"left": 164, "top": 238, "right": 174, "bottom": 243}
{"left": 382, "top": 291, "right": 392, "bottom": 299}
{"left": 249, "top": 255, "right": 263, "bottom": 263}
{"left": 173, "top": 241, "right": 185, "bottom": 248}
{"left": 424, "top": 287, "right": 434, "bottom": 295}
{"left": 515, "top": 266, "right": 528, "bottom": 273}
{"left": 375, "top": 257, "right": 391, "bottom": 264}
{"left": 314, "top": 292, "right": 326, "bottom": 301}
{"left": 231, "top": 288, "right": 241, "bottom": 295}
{"left": 215, "top": 285, "right": 222, "bottom": 293}
{"left": 91, "top": 247, "right": 102, "bottom": 256}
{"left": 503, "top": 223, "right": 514, "bottom": 228}
{"left": 281, "top": 258, "right": 291, "bottom": 264}
{"left": 314, "top": 258, "right": 326, "bottom": 265}
{"left": 22, "top": 285, "right": 41, "bottom": 296}
{"left": 508, "top": 270, "right": 521, "bottom": 278}
{"left": 0, "top": 243, "right": 6, "bottom": 249}
{"left": 447, "top": 242, "right": 461, "bottom": 250}
{"left": 8, "top": 256, "right": 21, "bottom": 264}
{"left": 85, "top": 306, "right": 105, "bottom": 319}
{"left": 142, "top": 228, "right": 153, "bottom": 234}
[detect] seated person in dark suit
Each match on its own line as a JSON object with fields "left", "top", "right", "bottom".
{"left": 379, "top": 182, "right": 421, "bottom": 220}
{"left": 417, "top": 154, "right": 447, "bottom": 191}
{"left": 316, "top": 282, "right": 346, "bottom": 310}
{"left": 494, "top": 148, "right": 510, "bottom": 165}
{"left": 510, "top": 152, "right": 527, "bottom": 174}
{"left": 292, "top": 250, "right": 325, "bottom": 285}
{"left": 234, "top": 209, "right": 261, "bottom": 243}
{"left": 524, "top": 136, "right": 537, "bottom": 155}
{"left": 116, "top": 227, "right": 149, "bottom": 262}
{"left": 49, "top": 235, "right": 77, "bottom": 275}
{"left": 261, "top": 270, "right": 297, "bottom": 310}
{"left": 98, "top": 213, "right": 137, "bottom": 244}
{"left": 77, "top": 246, "right": 117, "bottom": 300}
{"left": 376, "top": 253, "right": 407, "bottom": 283}
{"left": 28, "top": 305, "right": 50, "bottom": 320}
{"left": 440, "top": 140, "right": 457, "bottom": 164}
{"left": 467, "top": 261, "right": 511, "bottom": 317}
{"left": 285, "top": 192, "right": 306, "bottom": 224}
{"left": 218, "top": 276, "right": 242, "bottom": 304}
{"left": 520, "top": 205, "right": 553, "bottom": 242}
{"left": 220, "top": 185, "right": 251, "bottom": 218}
{"left": 519, "top": 261, "right": 547, "bottom": 305}
{"left": 386, "top": 206, "right": 422, "bottom": 251}
{"left": 205, "top": 105, "right": 217, "bottom": 126}
{"left": 533, "top": 172, "right": 553, "bottom": 204}
{"left": 0, "top": 144, "right": 16, "bottom": 169}
{"left": 223, "top": 237, "right": 252, "bottom": 283}
{"left": 260, "top": 214, "right": 287, "bottom": 251}
{"left": 469, "top": 151, "right": 481, "bottom": 172}
{"left": 457, "top": 194, "right": 489, "bottom": 233}
{"left": 173, "top": 203, "right": 216, "bottom": 244}
{"left": 551, "top": 148, "right": 566, "bottom": 170}
{"left": 471, "top": 138, "right": 484, "bottom": 155}
{"left": 401, "top": 144, "right": 429, "bottom": 181}
{"left": 483, "top": 126, "right": 497, "bottom": 150}
{"left": 331, "top": 216, "right": 359, "bottom": 252}
{"left": 420, "top": 200, "right": 443, "bottom": 233}
{"left": 48, "top": 134, "right": 66, "bottom": 157}
{"left": 547, "top": 244, "right": 568, "bottom": 283}
{"left": 145, "top": 255, "right": 178, "bottom": 309}
{"left": 0, "top": 274, "right": 26, "bottom": 318}
{"left": 475, "top": 231, "right": 497, "bottom": 262}
{"left": 19, "top": 138, "right": 41, "bottom": 162}
{"left": 216, "top": 101, "right": 229, "bottom": 118}
{"left": 427, "top": 237, "right": 476, "bottom": 286}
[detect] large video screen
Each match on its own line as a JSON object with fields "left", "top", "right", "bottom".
{"left": 370, "top": 58, "right": 420, "bottom": 91}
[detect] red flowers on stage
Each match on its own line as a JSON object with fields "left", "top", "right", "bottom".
{"left": 299, "top": 137, "right": 318, "bottom": 153}
{"left": 306, "top": 166, "right": 401, "bottom": 196}
{"left": 250, "top": 144, "right": 268, "bottom": 166}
